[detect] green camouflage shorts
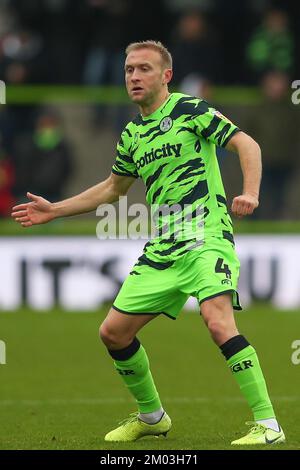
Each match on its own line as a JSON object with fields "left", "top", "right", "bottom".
{"left": 113, "top": 237, "right": 241, "bottom": 319}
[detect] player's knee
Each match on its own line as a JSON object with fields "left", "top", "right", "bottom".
{"left": 205, "top": 312, "right": 238, "bottom": 345}
{"left": 99, "top": 322, "right": 132, "bottom": 349}
{"left": 206, "top": 318, "right": 227, "bottom": 338}
{"left": 99, "top": 323, "right": 119, "bottom": 348}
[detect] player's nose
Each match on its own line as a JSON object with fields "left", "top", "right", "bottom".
{"left": 131, "top": 70, "right": 141, "bottom": 81}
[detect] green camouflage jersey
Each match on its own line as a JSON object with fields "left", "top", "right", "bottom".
{"left": 112, "top": 92, "right": 240, "bottom": 267}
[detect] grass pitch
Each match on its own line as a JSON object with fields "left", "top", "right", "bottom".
{"left": 0, "top": 305, "right": 299, "bottom": 450}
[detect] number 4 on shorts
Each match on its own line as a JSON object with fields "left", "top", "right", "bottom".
{"left": 215, "top": 257, "right": 232, "bottom": 279}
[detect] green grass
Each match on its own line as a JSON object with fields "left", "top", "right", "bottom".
{"left": 1, "top": 218, "right": 300, "bottom": 236}
{"left": 0, "top": 306, "right": 299, "bottom": 450}
{"left": 5, "top": 85, "right": 262, "bottom": 105}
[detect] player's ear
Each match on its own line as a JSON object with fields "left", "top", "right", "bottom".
{"left": 163, "top": 68, "right": 173, "bottom": 85}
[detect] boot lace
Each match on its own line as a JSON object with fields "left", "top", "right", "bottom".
{"left": 118, "top": 412, "right": 140, "bottom": 427}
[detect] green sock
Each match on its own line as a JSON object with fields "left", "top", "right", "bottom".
{"left": 110, "top": 341, "right": 162, "bottom": 414}
{"left": 221, "top": 336, "right": 275, "bottom": 421}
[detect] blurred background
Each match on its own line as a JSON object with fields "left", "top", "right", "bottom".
{"left": 0, "top": 0, "right": 300, "bottom": 450}
{"left": 0, "top": 0, "right": 300, "bottom": 217}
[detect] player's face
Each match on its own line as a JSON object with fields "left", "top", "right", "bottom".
{"left": 125, "top": 49, "right": 170, "bottom": 106}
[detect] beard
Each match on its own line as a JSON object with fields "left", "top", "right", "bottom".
{"left": 130, "top": 87, "right": 160, "bottom": 107}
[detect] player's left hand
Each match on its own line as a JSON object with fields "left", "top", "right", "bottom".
{"left": 231, "top": 194, "right": 259, "bottom": 218}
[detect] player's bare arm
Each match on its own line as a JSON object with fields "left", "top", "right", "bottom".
{"left": 11, "top": 173, "right": 135, "bottom": 227}
{"left": 226, "top": 131, "right": 261, "bottom": 218}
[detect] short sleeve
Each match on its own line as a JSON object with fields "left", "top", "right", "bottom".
{"left": 111, "top": 129, "right": 139, "bottom": 178}
{"left": 193, "top": 101, "right": 240, "bottom": 147}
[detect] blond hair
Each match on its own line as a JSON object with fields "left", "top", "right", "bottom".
{"left": 126, "top": 40, "right": 172, "bottom": 69}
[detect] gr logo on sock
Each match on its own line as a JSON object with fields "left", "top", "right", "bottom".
{"left": 116, "top": 369, "right": 135, "bottom": 376}
{"left": 231, "top": 360, "right": 253, "bottom": 373}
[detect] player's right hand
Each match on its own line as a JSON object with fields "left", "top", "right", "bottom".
{"left": 11, "top": 192, "right": 55, "bottom": 227}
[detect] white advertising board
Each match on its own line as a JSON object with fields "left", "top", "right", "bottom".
{"left": 0, "top": 236, "right": 299, "bottom": 311}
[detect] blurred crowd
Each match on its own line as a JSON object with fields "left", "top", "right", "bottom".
{"left": 0, "top": 0, "right": 299, "bottom": 219}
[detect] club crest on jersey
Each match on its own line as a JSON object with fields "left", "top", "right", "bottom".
{"left": 160, "top": 116, "right": 173, "bottom": 133}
